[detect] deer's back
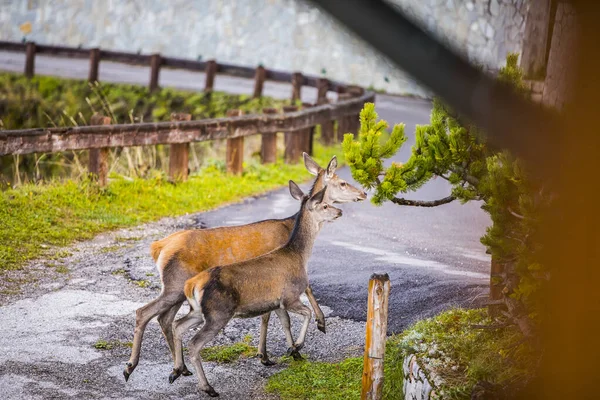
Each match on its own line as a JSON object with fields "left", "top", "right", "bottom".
{"left": 152, "top": 217, "right": 295, "bottom": 278}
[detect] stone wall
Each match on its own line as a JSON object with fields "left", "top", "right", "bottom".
{"left": 402, "top": 354, "right": 439, "bottom": 400}
{"left": 542, "top": 1, "right": 578, "bottom": 110}
{"left": 0, "top": 0, "right": 530, "bottom": 96}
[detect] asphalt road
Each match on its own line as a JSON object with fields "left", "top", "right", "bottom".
{"left": 0, "top": 52, "right": 491, "bottom": 398}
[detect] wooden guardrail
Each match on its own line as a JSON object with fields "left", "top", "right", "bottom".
{"left": 0, "top": 41, "right": 373, "bottom": 183}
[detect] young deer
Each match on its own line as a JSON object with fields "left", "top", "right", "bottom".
{"left": 170, "top": 181, "right": 341, "bottom": 397}
{"left": 123, "top": 154, "right": 366, "bottom": 380}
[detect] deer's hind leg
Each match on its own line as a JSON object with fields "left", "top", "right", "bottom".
{"left": 284, "top": 300, "right": 312, "bottom": 360}
{"left": 187, "top": 315, "right": 231, "bottom": 397}
{"left": 124, "top": 291, "right": 182, "bottom": 381}
{"left": 157, "top": 300, "right": 193, "bottom": 376}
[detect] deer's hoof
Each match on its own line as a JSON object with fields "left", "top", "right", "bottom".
{"left": 169, "top": 369, "right": 182, "bottom": 384}
{"left": 286, "top": 347, "right": 304, "bottom": 361}
{"left": 123, "top": 362, "right": 135, "bottom": 382}
{"left": 182, "top": 366, "right": 193, "bottom": 376}
{"left": 317, "top": 322, "right": 326, "bottom": 334}
{"left": 205, "top": 386, "right": 220, "bottom": 397}
{"left": 260, "top": 358, "right": 276, "bottom": 366}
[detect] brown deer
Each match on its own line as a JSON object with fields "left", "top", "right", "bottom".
{"left": 123, "top": 153, "right": 366, "bottom": 380}
{"left": 170, "top": 181, "right": 342, "bottom": 397}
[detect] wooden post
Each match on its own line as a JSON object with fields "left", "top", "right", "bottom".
{"left": 489, "top": 256, "right": 505, "bottom": 318}
{"left": 169, "top": 113, "right": 192, "bottom": 181}
{"left": 226, "top": 109, "right": 244, "bottom": 174}
{"left": 361, "top": 273, "right": 390, "bottom": 400}
{"left": 283, "top": 106, "right": 300, "bottom": 164}
{"left": 261, "top": 108, "right": 278, "bottom": 164}
{"left": 302, "top": 103, "right": 315, "bottom": 156}
{"left": 88, "top": 113, "right": 111, "bottom": 186}
{"left": 205, "top": 59, "right": 217, "bottom": 93}
{"left": 24, "top": 41, "right": 35, "bottom": 78}
{"left": 149, "top": 53, "right": 161, "bottom": 92}
{"left": 291, "top": 72, "right": 303, "bottom": 103}
{"left": 337, "top": 93, "right": 353, "bottom": 142}
{"left": 253, "top": 65, "right": 266, "bottom": 98}
{"left": 88, "top": 48, "right": 100, "bottom": 83}
{"left": 520, "top": 0, "right": 554, "bottom": 78}
{"left": 316, "top": 78, "right": 329, "bottom": 105}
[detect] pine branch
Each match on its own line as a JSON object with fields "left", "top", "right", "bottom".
{"left": 390, "top": 195, "right": 455, "bottom": 207}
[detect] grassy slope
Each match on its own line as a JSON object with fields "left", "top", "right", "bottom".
{"left": 266, "top": 308, "right": 532, "bottom": 400}
{"left": 0, "top": 144, "right": 341, "bottom": 271}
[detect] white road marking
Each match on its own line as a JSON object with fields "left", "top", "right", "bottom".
{"left": 329, "top": 240, "right": 489, "bottom": 279}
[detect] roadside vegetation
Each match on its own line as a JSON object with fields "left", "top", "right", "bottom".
{"left": 266, "top": 308, "right": 533, "bottom": 400}
{"left": 0, "top": 144, "right": 341, "bottom": 272}
{"left": 0, "top": 72, "right": 286, "bottom": 184}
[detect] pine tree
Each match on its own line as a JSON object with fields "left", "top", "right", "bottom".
{"left": 343, "top": 54, "right": 549, "bottom": 340}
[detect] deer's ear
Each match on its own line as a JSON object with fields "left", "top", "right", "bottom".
{"left": 289, "top": 180, "right": 305, "bottom": 201}
{"left": 308, "top": 187, "right": 326, "bottom": 210}
{"left": 303, "top": 152, "right": 322, "bottom": 176}
{"left": 326, "top": 155, "right": 337, "bottom": 178}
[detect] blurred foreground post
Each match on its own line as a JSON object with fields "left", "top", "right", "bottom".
{"left": 226, "top": 109, "right": 244, "bottom": 174}
{"left": 169, "top": 113, "right": 192, "bottom": 181}
{"left": 88, "top": 114, "right": 111, "bottom": 186}
{"left": 361, "top": 273, "right": 390, "bottom": 400}
{"left": 261, "top": 108, "right": 278, "bottom": 164}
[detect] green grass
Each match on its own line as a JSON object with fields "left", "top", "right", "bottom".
{"left": 200, "top": 335, "right": 257, "bottom": 363}
{"left": 0, "top": 144, "right": 341, "bottom": 272}
{"left": 93, "top": 339, "right": 133, "bottom": 350}
{"left": 266, "top": 308, "right": 533, "bottom": 400}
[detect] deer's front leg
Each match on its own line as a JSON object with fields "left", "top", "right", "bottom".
{"left": 305, "top": 285, "right": 326, "bottom": 333}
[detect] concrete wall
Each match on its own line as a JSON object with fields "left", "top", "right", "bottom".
{"left": 0, "top": 0, "right": 529, "bottom": 96}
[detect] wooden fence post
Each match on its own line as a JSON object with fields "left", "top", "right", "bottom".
{"left": 337, "top": 93, "right": 353, "bottom": 142}
{"left": 88, "top": 113, "right": 111, "bottom": 186}
{"left": 261, "top": 108, "right": 278, "bottom": 164}
{"left": 88, "top": 48, "right": 100, "bottom": 83}
{"left": 205, "top": 59, "right": 217, "bottom": 93}
{"left": 302, "top": 103, "right": 315, "bottom": 156}
{"left": 226, "top": 109, "right": 244, "bottom": 174}
{"left": 361, "top": 273, "right": 391, "bottom": 400}
{"left": 316, "top": 78, "right": 330, "bottom": 105}
{"left": 283, "top": 105, "right": 300, "bottom": 164}
{"left": 149, "top": 53, "right": 161, "bottom": 92}
{"left": 169, "top": 113, "right": 192, "bottom": 181}
{"left": 25, "top": 41, "right": 36, "bottom": 78}
{"left": 253, "top": 65, "right": 266, "bottom": 98}
{"left": 291, "top": 72, "right": 303, "bottom": 103}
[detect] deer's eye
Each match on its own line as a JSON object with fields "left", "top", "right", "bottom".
{"left": 323, "top": 205, "right": 328, "bottom": 209}
{"left": 340, "top": 182, "right": 347, "bottom": 188}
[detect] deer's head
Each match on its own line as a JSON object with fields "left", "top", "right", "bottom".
{"left": 289, "top": 180, "right": 342, "bottom": 224}
{"left": 303, "top": 153, "right": 367, "bottom": 203}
